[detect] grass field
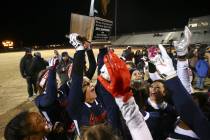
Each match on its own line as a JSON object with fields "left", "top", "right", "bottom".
{"left": 0, "top": 48, "right": 111, "bottom": 115}
{"left": 0, "top": 48, "right": 127, "bottom": 139}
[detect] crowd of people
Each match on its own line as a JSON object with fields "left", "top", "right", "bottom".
{"left": 4, "top": 27, "right": 210, "bottom": 140}
{"left": 19, "top": 48, "right": 74, "bottom": 101}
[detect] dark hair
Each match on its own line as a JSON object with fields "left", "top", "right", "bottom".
{"left": 77, "top": 36, "right": 88, "bottom": 44}
{"left": 148, "top": 80, "right": 173, "bottom": 104}
{"left": 4, "top": 111, "right": 30, "bottom": 140}
{"left": 80, "top": 124, "right": 118, "bottom": 140}
{"left": 25, "top": 48, "right": 32, "bottom": 53}
{"left": 61, "top": 51, "right": 69, "bottom": 57}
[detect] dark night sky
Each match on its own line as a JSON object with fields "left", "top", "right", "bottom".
{"left": 0, "top": 0, "right": 210, "bottom": 45}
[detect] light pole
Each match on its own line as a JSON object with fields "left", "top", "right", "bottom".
{"left": 115, "top": 0, "right": 117, "bottom": 41}
{"left": 89, "top": 0, "right": 95, "bottom": 16}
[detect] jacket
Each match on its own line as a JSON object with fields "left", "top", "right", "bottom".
{"left": 20, "top": 54, "right": 33, "bottom": 78}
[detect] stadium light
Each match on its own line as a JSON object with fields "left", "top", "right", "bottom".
{"left": 2, "top": 40, "right": 14, "bottom": 48}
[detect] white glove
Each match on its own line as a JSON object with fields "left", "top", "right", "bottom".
{"left": 100, "top": 64, "right": 110, "bottom": 81}
{"left": 66, "top": 33, "right": 84, "bottom": 51}
{"left": 48, "top": 57, "right": 58, "bottom": 67}
{"left": 173, "top": 26, "right": 192, "bottom": 56}
{"left": 148, "top": 44, "right": 177, "bottom": 80}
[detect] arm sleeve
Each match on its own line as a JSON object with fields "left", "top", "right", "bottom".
{"left": 177, "top": 60, "right": 192, "bottom": 94}
{"left": 20, "top": 57, "right": 25, "bottom": 77}
{"left": 95, "top": 82, "right": 123, "bottom": 130}
{"left": 85, "top": 49, "right": 96, "bottom": 79}
{"left": 115, "top": 97, "right": 153, "bottom": 140}
{"left": 165, "top": 76, "right": 210, "bottom": 140}
{"left": 97, "top": 48, "right": 108, "bottom": 75}
{"left": 67, "top": 50, "right": 85, "bottom": 119}
{"left": 29, "top": 59, "right": 35, "bottom": 76}
{"left": 35, "top": 68, "right": 57, "bottom": 107}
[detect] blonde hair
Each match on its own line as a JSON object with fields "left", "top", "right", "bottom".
{"left": 80, "top": 124, "right": 119, "bottom": 140}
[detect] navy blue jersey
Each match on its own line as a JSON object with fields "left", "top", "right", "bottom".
{"left": 67, "top": 50, "right": 107, "bottom": 128}
{"left": 165, "top": 77, "right": 210, "bottom": 140}
{"left": 35, "top": 68, "right": 73, "bottom": 140}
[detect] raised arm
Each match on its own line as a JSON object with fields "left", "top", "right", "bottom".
{"left": 98, "top": 51, "right": 153, "bottom": 140}
{"left": 66, "top": 33, "right": 85, "bottom": 119}
{"left": 165, "top": 76, "right": 210, "bottom": 140}
{"left": 35, "top": 58, "right": 58, "bottom": 107}
{"left": 85, "top": 47, "right": 96, "bottom": 79}
{"left": 148, "top": 44, "right": 210, "bottom": 140}
{"left": 174, "top": 26, "right": 193, "bottom": 94}
{"left": 67, "top": 50, "right": 85, "bottom": 116}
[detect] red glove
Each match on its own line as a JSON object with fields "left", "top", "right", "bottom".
{"left": 98, "top": 51, "right": 133, "bottom": 102}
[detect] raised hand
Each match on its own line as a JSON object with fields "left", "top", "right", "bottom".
{"left": 98, "top": 51, "right": 133, "bottom": 102}
{"left": 148, "top": 44, "right": 177, "bottom": 80}
{"left": 66, "top": 33, "right": 84, "bottom": 51}
{"left": 173, "top": 26, "right": 192, "bottom": 56}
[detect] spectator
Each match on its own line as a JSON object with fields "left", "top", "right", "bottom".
{"left": 53, "top": 50, "right": 61, "bottom": 61}
{"left": 19, "top": 48, "right": 36, "bottom": 100}
{"left": 56, "top": 52, "right": 73, "bottom": 85}
{"left": 195, "top": 56, "right": 209, "bottom": 90}
{"left": 30, "top": 52, "right": 48, "bottom": 92}
{"left": 121, "top": 46, "right": 134, "bottom": 61}
{"left": 134, "top": 50, "right": 142, "bottom": 65}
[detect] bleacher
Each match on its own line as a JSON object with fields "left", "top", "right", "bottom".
{"left": 112, "top": 15, "right": 210, "bottom": 46}
{"left": 112, "top": 31, "right": 183, "bottom": 46}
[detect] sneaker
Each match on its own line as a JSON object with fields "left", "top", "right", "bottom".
{"left": 28, "top": 97, "right": 34, "bottom": 101}
{"left": 33, "top": 93, "right": 37, "bottom": 96}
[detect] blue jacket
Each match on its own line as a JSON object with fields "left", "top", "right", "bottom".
{"left": 195, "top": 59, "right": 209, "bottom": 78}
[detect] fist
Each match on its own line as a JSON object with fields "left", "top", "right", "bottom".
{"left": 49, "top": 58, "right": 59, "bottom": 68}
{"left": 66, "top": 33, "right": 84, "bottom": 51}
